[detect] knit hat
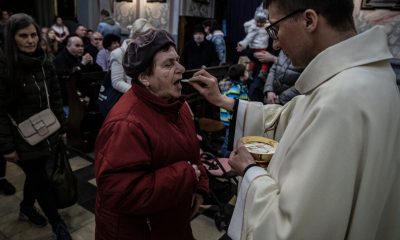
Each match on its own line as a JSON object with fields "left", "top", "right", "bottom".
{"left": 123, "top": 29, "right": 175, "bottom": 79}
{"left": 254, "top": 4, "right": 268, "bottom": 22}
{"left": 193, "top": 24, "right": 205, "bottom": 35}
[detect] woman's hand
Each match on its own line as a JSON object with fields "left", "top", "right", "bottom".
{"left": 189, "top": 69, "right": 235, "bottom": 111}
{"left": 3, "top": 151, "right": 19, "bottom": 163}
{"left": 254, "top": 51, "right": 277, "bottom": 63}
{"left": 190, "top": 163, "right": 201, "bottom": 181}
{"left": 191, "top": 193, "right": 204, "bottom": 218}
{"left": 228, "top": 141, "right": 256, "bottom": 176}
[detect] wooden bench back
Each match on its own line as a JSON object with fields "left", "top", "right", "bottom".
{"left": 182, "top": 65, "right": 230, "bottom": 119}
{"left": 66, "top": 70, "right": 105, "bottom": 152}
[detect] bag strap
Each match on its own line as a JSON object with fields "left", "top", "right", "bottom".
{"left": 41, "top": 67, "right": 51, "bottom": 108}
{"left": 7, "top": 114, "right": 18, "bottom": 127}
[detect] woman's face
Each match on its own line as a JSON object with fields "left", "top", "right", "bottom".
{"left": 56, "top": 17, "right": 63, "bottom": 25}
{"left": 48, "top": 30, "right": 56, "bottom": 40}
{"left": 143, "top": 46, "right": 185, "bottom": 100}
{"left": 109, "top": 41, "right": 120, "bottom": 51}
{"left": 14, "top": 24, "right": 39, "bottom": 54}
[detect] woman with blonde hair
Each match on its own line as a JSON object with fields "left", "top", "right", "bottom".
{"left": 109, "top": 18, "right": 154, "bottom": 94}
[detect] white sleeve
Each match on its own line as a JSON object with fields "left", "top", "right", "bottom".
{"left": 110, "top": 48, "right": 132, "bottom": 93}
{"left": 233, "top": 100, "right": 287, "bottom": 144}
{"left": 231, "top": 97, "right": 369, "bottom": 240}
{"left": 239, "top": 25, "right": 257, "bottom": 49}
{"left": 228, "top": 166, "right": 271, "bottom": 240}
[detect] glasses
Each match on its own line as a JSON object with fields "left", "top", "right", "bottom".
{"left": 94, "top": 38, "right": 103, "bottom": 41}
{"left": 265, "top": 9, "right": 305, "bottom": 40}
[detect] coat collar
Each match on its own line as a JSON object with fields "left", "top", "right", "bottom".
{"left": 17, "top": 48, "right": 46, "bottom": 67}
{"left": 132, "top": 83, "right": 185, "bottom": 116}
{"left": 296, "top": 26, "right": 393, "bottom": 94}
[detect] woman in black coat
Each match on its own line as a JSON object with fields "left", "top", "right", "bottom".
{"left": 0, "top": 13, "right": 71, "bottom": 240}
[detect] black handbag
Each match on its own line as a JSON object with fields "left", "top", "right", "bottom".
{"left": 50, "top": 141, "right": 78, "bottom": 209}
{"left": 98, "top": 70, "right": 123, "bottom": 117}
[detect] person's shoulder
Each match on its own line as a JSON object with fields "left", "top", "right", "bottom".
{"left": 110, "top": 46, "right": 124, "bottom": 58}
{"left": 97, "top": 48, "right": 107, "bottom": 57}
{"left": 213, "top": 34, "right": 225, "bottom": 43}
{"left": 54, "top": 48, "right": 67, "bottom": 59}
{"left": 184, "top": 39, "right": 196, "bottom": 46}
{"left": 53, "top": 49, "right": 73, "bottom": 65}
{"left": 182, "top": 41, "right": 195, "bottom": 52}
{"left": 202, "top": 40, "right": 215, "bottom": 48}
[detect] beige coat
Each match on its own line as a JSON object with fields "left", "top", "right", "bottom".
{"left": 228, "top": 26, "right": 400, "bottom": 240}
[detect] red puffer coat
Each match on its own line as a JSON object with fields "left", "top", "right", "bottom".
{"left": 94, "top": 84, "right": 209, "bottom": 240}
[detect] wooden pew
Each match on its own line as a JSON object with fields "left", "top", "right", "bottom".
{"left": 182, "top": 65, "right": 230, "bottom": 153}
{"left": 182, "top": 65, "right": 230, "bottom": 119}
{"left": 66, "top": 70, "right": 105, "bottom": 153}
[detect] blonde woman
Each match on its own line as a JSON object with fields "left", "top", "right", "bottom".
{"left": 109, "top": 18, "right": 154, "bottom": 93}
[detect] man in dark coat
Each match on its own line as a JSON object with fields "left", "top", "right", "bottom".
{"left": 53, "top": 35, "right": 101, "bottom": 108}
{"left": 181, "top": 25, "right": 219, "bottom": 70}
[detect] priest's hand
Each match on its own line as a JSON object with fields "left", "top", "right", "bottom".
{"left": 229, "top": 141, "right": 256, "bottom": 176}
{"left": 189, "top": 69, "right": 235, "bottom": 111}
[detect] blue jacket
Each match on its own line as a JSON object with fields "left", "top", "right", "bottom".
{"left": 97, "top": 17, "right": 121, "bottom": 37}
{"left": 220, "top": 80, "right": 248, "bottom": 126}
{"left": 210, "top": 30, "right": 226, "bottom": 65}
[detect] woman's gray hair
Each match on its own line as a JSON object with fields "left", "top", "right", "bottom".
{"left": 127, "top": 18, "right": 155, "bottom": 39}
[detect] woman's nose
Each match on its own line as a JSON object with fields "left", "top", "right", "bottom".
{"left": 27, "top": 36, "right": 35, "bottom": 43}
{"left": 177, "top": 62, "right": 185, "bottom": 73}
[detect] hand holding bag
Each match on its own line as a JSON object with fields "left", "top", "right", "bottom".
{"left": 50, "top": 140, "right": 78, "bottom": 209}
{"left": 8, "top": 79, "right": 61, "bottom": 146}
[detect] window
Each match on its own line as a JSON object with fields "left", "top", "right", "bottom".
{"left": 361, "top": 0, "right": 400, "bottom": 10}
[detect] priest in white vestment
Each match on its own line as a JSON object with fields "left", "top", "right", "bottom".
{"left": 188, "top": 0, "right": 400, "bottom": 239}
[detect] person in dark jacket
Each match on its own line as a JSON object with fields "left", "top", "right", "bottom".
{"left": 262, "top": 51, "right": 302, "bottom": 105}
{"left": 84, "top": 31, "right": 103, "bottom": 62}
{"left": 0, "top": 156, "right": 16, "bottom": 195}
{"left": 181, "top": 24, "right": 219, "bottom": 70}
{"left": 0, "top": 13, "right": 71, "bottom": 240}
{"left": 94, "top": 29, "right": 209, "bottom": 240}
{"left": 53, "top": 35, "right": 102, "bottom": 112}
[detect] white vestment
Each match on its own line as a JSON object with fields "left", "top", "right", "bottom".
{"left": 228, "top": 26, "right": 400, "bottom": 240}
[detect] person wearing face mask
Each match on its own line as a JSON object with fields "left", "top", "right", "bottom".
{"left": 94, "top": 29, "right": 209, "bottom": 240}
{"left": 181, "top": 24, "right": 218, "bottom": 70}
{"left": 0, "top": 13, "right": 71, "bottom": 240}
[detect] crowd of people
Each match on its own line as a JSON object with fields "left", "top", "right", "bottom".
{"left": 0, "top": 0, "right": 399, "bottom": 239}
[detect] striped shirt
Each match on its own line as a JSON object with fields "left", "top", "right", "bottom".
{"left": 220, "top": 80, "right": 249, "bottom": 126}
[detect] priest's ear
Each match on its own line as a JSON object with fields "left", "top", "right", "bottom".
{"left": 303, "top": 9, "right": 319, "bottom": 32}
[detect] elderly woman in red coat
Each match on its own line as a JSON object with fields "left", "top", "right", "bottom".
{"left": 94, "top": 29, "right": 209, "bottom": 240}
